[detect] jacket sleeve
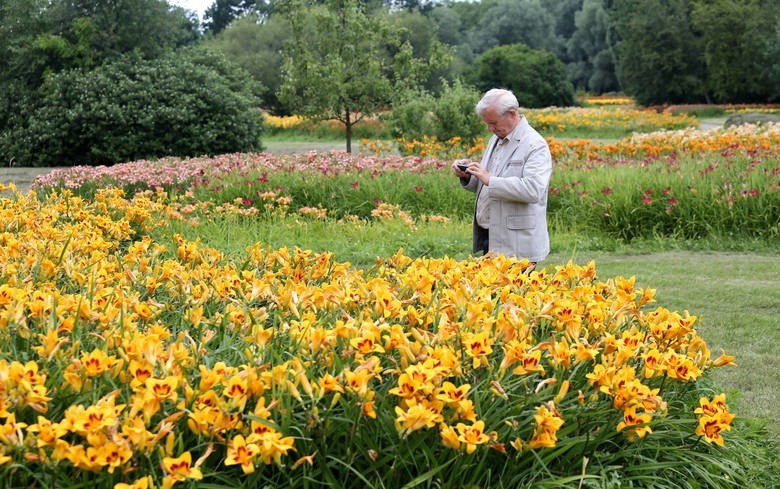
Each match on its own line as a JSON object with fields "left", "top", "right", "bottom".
{"left": 460, "top": 175, "right": 478, "bottom": 192}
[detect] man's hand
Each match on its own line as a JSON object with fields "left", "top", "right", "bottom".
{"left": 463, "top": 162, "right": 491, "bottom": 186}
{"left": 452, "top": 159, "right": 474, "bottom": 177}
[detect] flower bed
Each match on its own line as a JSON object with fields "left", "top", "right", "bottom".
{"left": 0, "top": 188, "right": 743, "bottom": 488}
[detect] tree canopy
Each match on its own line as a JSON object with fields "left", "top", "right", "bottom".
{"left": 2, "top": 0, "right": 779, "bottom": 166}
{"left": 467, "top": 44, "right": 575, "bottom": 108}
{"left": 277, "top": 0, "right": 448, "bottom": 152}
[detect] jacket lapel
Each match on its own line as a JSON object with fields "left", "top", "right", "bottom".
{"left": 492, "top": 117, "right": 526, "bottom": 176}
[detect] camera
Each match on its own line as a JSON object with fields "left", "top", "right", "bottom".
{"left": 457, "top": 163, "right": 470, "bottom": 172}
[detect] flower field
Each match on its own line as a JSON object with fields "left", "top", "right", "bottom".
{"left": 2, "top": 121, "right": 777, "bottom": 488}
{"left": 0, "top": 185, "right": 744, "bottom": 488}
{"left": 34, "top": 123, "right": 780, "bottom": 245}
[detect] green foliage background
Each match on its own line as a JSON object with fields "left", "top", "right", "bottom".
{"left": 2, "top": 0, "right": 780, "bottom": 166}
{"left": 1, "top": 49, "right": 263, "bottom": 167}
{"left": 466, "top": 43, "right": 576, "bottom": 108}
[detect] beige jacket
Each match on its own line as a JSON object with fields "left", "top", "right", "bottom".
{"left": 461, "top": 116, "right": 552, "bottom": 262}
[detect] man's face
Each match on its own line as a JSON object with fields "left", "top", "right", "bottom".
{"left": 481, "top": 106, "right": 518, "bottom": 139}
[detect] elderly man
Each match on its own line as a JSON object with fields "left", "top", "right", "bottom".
{"left": 452, "top": 88, "right": 552, "bottom": 264}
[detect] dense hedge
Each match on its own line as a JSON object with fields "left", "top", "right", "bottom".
{"left": 466, "top": 44, "right": 575, "bottom": 109}
{"left": 0, "top": 48, "right": 263, "bottom": 167}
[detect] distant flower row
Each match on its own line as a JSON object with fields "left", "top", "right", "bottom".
{"left": 578, "top": 95, "right": 636, "bottom": 106}
{"left": 32, "top": 125, "right": 777, "bottom": 200}
{"left": 386, "top": 123, "right": 779, "bottom": 162}
{"left": 32, "top": 152, "right": 450, "bottom": 193}
{"left": 528, "top": 106, "right": 696, "bottom": 134}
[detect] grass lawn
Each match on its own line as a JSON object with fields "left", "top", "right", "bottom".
{"left": 262, "top": 139, "right": 347, "bottom": 154}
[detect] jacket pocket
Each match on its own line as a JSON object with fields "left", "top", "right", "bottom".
{"left": 506, "top": 214, "right": 535, "bottom": 230}
{"left": 506, "top": 159, "right": 526, "bottom": 177}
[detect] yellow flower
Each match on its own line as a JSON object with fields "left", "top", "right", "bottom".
{"left": 695, "top": 413, "right": 735, "bottom": 446}
{"left": 394, "top": 400, "right": 443, "bottom": 436}
{"left": 616, "top": 406, "right": 653, "bottom": 441}
{"left": 26, "top": 416, "right": 68, "bottom": 448}
{"left": 146, "top": 376, "right": 179, "bottom": 403}
{"left": 694, "top": 394, "right": 735, "bottom": 446}
{"left": 533, "top": 403, "right": 565, "bottom": 434}
{"left": 89, "top": 437, "right": 133, "bottom": 473}
{"left": 461, "top": 331, "right": 494, "bottom": 369}
{"left": 114, "top": 476, "right": 154, "bottom": 489}
{"left": 82, "top": 348, "right": 120, "bottom": 378}
{"left": 509, "top": 437, "right": 523, "bottom": 452}
{"left": 343, "top": 362, "right": 378, "bottom": 397}
{"left": 318, "top": 373, "right": 343, "bottom": 394}
{"left": 64, "top": 397, "right": 123, "bottom": 437}
{"left": 122, "top": 417, "right": 155, "bottom": 453}
{"left": 711, "top": 354, "right": 736, "bottom": 367}
{"left": 225, "top": 434, "right": 259, "bottom": 474}
{"left": 162, "top": 451, "right": 203, "bottom": 483}
{"left": 33, "top": 328, "right": 67, "bottom": 358}
{"left": 527, "top": 431, "right": 558, "bottom": 449}
{"left": 664, "top": 353, "right": 702, "bottom": 381}
{"left": 0, "top": 413, "right": 27, "bottom": 445}
{"left": 362, "top": 398, "right": 377, "bottom": 419}
{"left": 223, "top": 375, "right": 249, "bottom": 411}
{"left": 350, "top": 334, "right": 386, "bottom": 356}
{"left": 694, "top": 393, "right": 729, "bottom": 417}
{"left": 389, "top": 366, "right": 434, "bottom": 400}
{"left": 132, "top": 301, "right": 156, "bottom": 321}
{"left": 527, "top": 403, "right": 565, "bottom": 449}
{"left": 436, "top": 382, "right": 471, "bottom": 406}
{"left": 439, "top": 423, "right": 461, "bottom": 450}
{"left": 455, "top": 420, "right": 490, "bottom": 454}
{"left": 127, "top": 359, "right": 154, "bottom": 390}
{"left": 249, "top": 428, "right": 296, "bottom": 466}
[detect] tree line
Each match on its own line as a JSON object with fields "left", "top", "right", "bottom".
{"left": 1, "top": 0, "right": 778, "bottom": 166}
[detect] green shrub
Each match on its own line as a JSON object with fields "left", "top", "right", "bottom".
{"left": 386, "top": 80, "right": 485, "bottom": 142}
{"left": 466, "top": 44, "right": 575, "bottom": 108}
{"left": 2, "top": 48, "right": 263, "bottom": 167}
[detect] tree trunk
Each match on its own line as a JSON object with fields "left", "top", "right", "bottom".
{"left": 345, "top": 108, "right": 353, "bottom": 153}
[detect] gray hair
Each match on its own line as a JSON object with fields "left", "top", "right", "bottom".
{"left": 476, "top": 88, "right": 519, "bottom": 116}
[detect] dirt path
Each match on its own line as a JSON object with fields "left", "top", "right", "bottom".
{"left": 0, "top": 167, "right": 62, "bottom": 193}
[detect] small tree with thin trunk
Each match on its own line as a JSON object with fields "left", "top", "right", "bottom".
{"left": 277, "top": 0, "right": 431, "bottom": 153}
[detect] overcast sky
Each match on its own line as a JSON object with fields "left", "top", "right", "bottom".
{"left": 170, "top": 0, "right": 210, "bottom": 20}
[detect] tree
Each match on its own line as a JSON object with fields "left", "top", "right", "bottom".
{"left": 692, "top": 0, "right": 779, "bottom": 103}
{"left": 207, "top": 13, "right": 291, "bottom": 113}
{"left": 381, "top": 9, "right": 455, "bottom": 92}
{"left": 548, "top": 0, "right": 584, "bottom": 41}
{"left": 278, "top": 0, "right": 439, "bottom": 152}
{"left": 42, "top": 0, "right": 199, "bottom": 65}
{"left": 474, "top": 0, "right": 560, "bottom": 55}
{"left": 429, "top": 4, "right": 463, "bottom": 47}
{"left": 770, "top": 16, "right": 780, "bottom": 102}
{"left": 383, "top": 0, "right": 436, "bottom": 11}
{"left": 609, "top": 0, "right": 706, "bottom": 105}
{"left": 566, "top": 0, "right": 619, "bottom": 93}
{"left": 466, "top": 44, "right": 575, "bottom": 108}
{"left": 0, "top": 0, "right": 201, "bottom": 166}
{"left": 203, "top": 0, "right": 258, "bottom": 34}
